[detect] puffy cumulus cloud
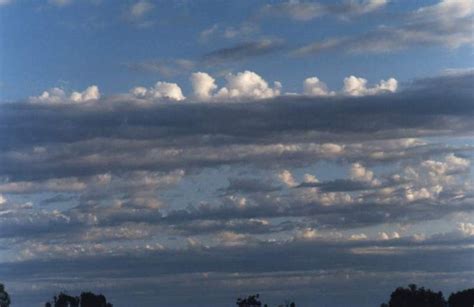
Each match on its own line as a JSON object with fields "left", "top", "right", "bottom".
{"left": 343, "top": 76, "right": 398, "bottom": 96}
{"left": 378, "top": 231, "right": 400, "bottom": 240}
{"left": 300, "top": 75, "right": 396, "bottom": 97}
{"left": 350, "top": 163, "right": 374, "bottom": 183}
{"left": 28, "top": 74, "right": 399, "bottom": 107}
{"left": 0, "top": 194, "right": 6, "bottom": 206}
{"left": 404, "top": 187, "right": 436, "bottom": 202}
{"left": 130, "top": 81, "right": 186, "bottom": 101}
{"left": 215, "top": 71, "right": 281, "bottom": 100}
{"left": 190, "top": 70, "right": 281, "bottom": 102}
{"left": 70, "top": 85, "right": 101, "bottom": 103}
{"left": 458, "top": 223, "right": 474, "bottom": 236}
{"left": 279, "top": 169, "right": 297, "bottom": 187}
{"left": 303, "top": 76, "right": 334, "bottom": 96}
{"left": 303, "top": 174, "right": 319, "bottom": 184}
{"left": 397, "top": 153, "right": 471, "bottom": 203}
{"left": 420, "top": 154, "right": 470, "bottom": 182}
{"left": 190, "top": 72, "right": 218, "bottom": 101}
{"left": 29, "top": 87, "right": 67, "bottom": 104}
{"left": 29, "top": 86, "right": 100, "bottom": 104}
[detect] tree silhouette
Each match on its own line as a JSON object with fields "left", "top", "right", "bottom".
{"left": 45, "top": 292, "right": 112, "bottom": 307}
{"left": 0, "top": 283, "right": 11, "bottom": 307}
{"left": 381, "top": 284, "right": 446, "bottom": 307}
{"left": 49, "top": 293, "right": 80, "bottom": 307}
{"left": 448, "top": 288, "right": 474, "bottom": 307}
{"left": 80, "top": 292, "right": 112, "bottom": 307}
{"left": 236, "top": 294, "right": 263, "bottom": 307}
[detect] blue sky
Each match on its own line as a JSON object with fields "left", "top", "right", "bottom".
{"left": 0, "top": 1, "right": 474, "bottom": 307}
{"left": 0, "top": 0, "right": 472, "bottom": 100}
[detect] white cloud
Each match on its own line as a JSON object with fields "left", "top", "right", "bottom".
{"left": 378, "top": 231, "right": 400, "bottom": 240}
{"left": 0, "top": 177, "right": 88, "bottom": 194}
{"left": 348, "top": 0, "right": 388, "bottom": 15}
{"left": 30, "top": 87, "right": 67, "bottom": 104}
{"left": 29, "top": 86, "right": 100, "bottom": 104}
{"left": 191, "top": 70, "right": 281, "bottom": 102}
{"left": 190, "top": 72, "right": 217, "bottom": 101}
{"left": 295, "top": 228, "right": 320, "bottom": 240}
{"left": 279, "top": 169, "right": 297, "bottom": 187}
{"left": 28, "top": 74, "right": 399, "bottom": 106}
{"left": 458, "top": 223, "right": 474, "bottom": 236}
{"left": 303, "top": 173, "right": 319, "bottom": 184}
{"left": 294, "top": 0, "right": 474, "bottom": 55}
{"left": 216, "top": 231, "right": 255, "bottom": 246}
{"left": 404, "top": 187, "right": 435, "bottom": 202}
{"left": 397, "top": 153, "right": 470, "bottom": 203}
{"left": 303, "top": 76, "right": 334, "bottom": 96}
{"left": 350, "top": 163, "right": 374, "bottom": 182}
{"left": 130, "top": 81, "right": 185, "bottom": 101}
{"left": 349, "top": 233, "right": 368, "bottom": 241}
{"left": 0, "top": 194, "right": 6, "bottom": 206}
{"left": 343, "top": 76, "right": 398, "bottom": 96}
{"left": 70, "top": 85, "right": 101, "bottom": 103}
{"left": 300, "top": 75, "right": 397, "bottom": 97}
{"left": 261, "top": 0, "right": 388, "bottom": 21}
{"left": 215, "top": 71, "right": 281, "bottom": 101}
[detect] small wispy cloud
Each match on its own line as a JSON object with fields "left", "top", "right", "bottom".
{"left": 125, "top": 0, "right": 155, "bottom": 28}
{"left": 292, "top": 0, "right": 474, "bottom": 55}
{"left": 202, "top": 38, "right": 285, "bottom": 64}
{"left": 259, "top": 0, "right": 388, "bottom": 21}
{"left": 48, "top": 0, "right": 73, "bottom": 7}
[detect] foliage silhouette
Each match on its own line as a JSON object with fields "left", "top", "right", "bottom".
{"left": 237, "top": 294, "right": 263, "bottom": 307}
{"left": 381, "top": 284, "right": 446, "bottom": 307}
{"left": 0, "top": 283, "right": 11, "bottom": 307}
{"left": 45, "top": 291, "right": 112, "bottom": 307}
{"left": 236, "top": 294, "right": 296, "bottom": 307}
{"left": 448, "top": 288, "right": 474, "bottom": 307}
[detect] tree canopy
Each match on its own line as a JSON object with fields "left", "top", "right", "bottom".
{"left": 45, "top": 291, "right": 112, "bottom": 307}
{"left": 0, "top": 283, "right": 11, "bottom": 307}
{"left": 448, "top": 288, "right": 474, "bottom": 307}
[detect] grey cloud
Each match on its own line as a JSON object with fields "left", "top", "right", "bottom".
{"left": 202, "top": 39, "right": 285, "bottom": 64}
{"left": 2, "top": 235, "right": 473, "bottom": 306}
{"left": 220, "top": 177, "right": 280, "bottom": 195}
{"left": 259, "top": 0, "right": 388, "bottom": 21}
{"left": 0, "top": 72, "right": 473, "bottom": 185}
{"left": 124, "top": 59, "right": 195, "bottom": 77}
{"left": 0, "top": 73, "right": 473, "bottom": 263}
{"left": 293, "top": 0, "right": 473, "bottom": 55}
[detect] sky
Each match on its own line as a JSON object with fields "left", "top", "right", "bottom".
{"left": 0, "top": 0, "right": 473, "bottom": 306}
